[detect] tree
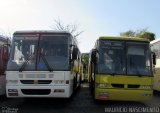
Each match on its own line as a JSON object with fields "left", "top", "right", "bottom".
{"left": 120, "top": 28, "right": 155, "bottom": 41}
{"left": 81, "top": 53, "right": 89, "bottom": 80}
{"left": 120, "top": 30, "right": 136, "bottom": 37}
{"left": 139, "top": 32, "right": 155, "bottom": 41}
{"left": 81, "top": 53, "right": 89, "bottom": 66}
{"left": 135, "top": 28, "right": 148, "bottom": 37}
{"left": 53, "top": 19, "right": 84, "bottom": 38}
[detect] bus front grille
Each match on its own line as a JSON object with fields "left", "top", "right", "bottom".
{"left": 111, "top": 84, "right": 124, "bottom": 88}
{"left": 20, "top": 80, "right": 52, "bottom": 84}
{"left": 128, "top": 85, "right": 140, "bottom": 88}
{"left": 21, "top": 89, "right": 51, "bottom": 95}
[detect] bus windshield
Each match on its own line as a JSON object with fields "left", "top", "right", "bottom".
{"left": 127, "top": 42, "right": 152, "bottom": 76}
{"left": 98, "top": 41, "right": 126, "bottom": 75}
{"left": 7, "top": 35, "right": 69, "bottom": 71}
{"left": 97, "top": 40, "right": 152, "bottom": 76}
{"left": 38, "top": 35, "right": 69, "bottom": 71}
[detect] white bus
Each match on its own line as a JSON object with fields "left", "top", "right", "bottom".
{"left": 150, "top": 39, "right": 160, "bottom": 91}
{"left": 6, "top": 31, "right": 81, "bottom": 98}
{"left": 0, "top": 36, "right": 10, "bottom": 95}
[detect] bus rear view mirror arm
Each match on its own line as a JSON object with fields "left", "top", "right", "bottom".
{"left": 152, "top": 52, "right": 156, "bottom": 65}
{"left": 91, "top": 49, "right": 98, "bottom": 64}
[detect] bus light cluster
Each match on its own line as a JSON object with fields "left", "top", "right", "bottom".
{"left": 8, "top": 89, "right": 18, "bottom": 96}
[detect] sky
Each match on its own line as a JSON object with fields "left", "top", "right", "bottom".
{"left": 0, "top": 0, "right": 160, "bottom": 53}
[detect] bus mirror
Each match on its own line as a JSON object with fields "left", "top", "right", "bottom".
{"left": 2, "top": 44, "right": 10, "bottom": 61}
{"left": 72, "top": 47, "right": 78, "bottom": 61}
{"left": 153, "top": 52, "right": 156, "bottom": 65}
{"left": 91, "top": 49, "right": 97, "bottom": 64}
{"left": 70, "top": 44, "right": 75, "bottom": 48}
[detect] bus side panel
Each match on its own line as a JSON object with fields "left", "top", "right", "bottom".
{"left": 153, "top": 68, "right": 160, "bottom": 91}
{"left": 153, "top": 59, "right": 160, "bottom": 91}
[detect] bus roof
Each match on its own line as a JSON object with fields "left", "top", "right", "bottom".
{"left": 13, "top": 30, "right": 71, "bottom": 35}
{"left": 150, "top": 38, "right": 160, "bottom": 44}
{"left": 99, "top": 36, "right": 149, "bottom": 42}
{"left": 13, "top": 30, "right": 78, "bottom": 48}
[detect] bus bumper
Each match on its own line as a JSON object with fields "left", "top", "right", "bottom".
{"left": 95, "top": 88, "right": 153, "bottom": 101}
{"left": 6, "top": 85, "right": 72, "bottom": 98}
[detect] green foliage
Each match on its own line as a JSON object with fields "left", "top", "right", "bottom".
{"left": 81, "top": 53, "right": 89, "bottom": 65}
{"left": 120, "top": 30, "right": 136, "bottom": 37}
{"left": 120, "top": 28, "right": 155, "bottom": 41}
{"left": 139, "top": 32, "right": 155, "bottom": 41}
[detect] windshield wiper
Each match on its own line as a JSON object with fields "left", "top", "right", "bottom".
{"left": 39, "top": 53, "right": 53, "bottom": 72}
{"left": 19, "top": 54, "right": 33, "bottom": 72}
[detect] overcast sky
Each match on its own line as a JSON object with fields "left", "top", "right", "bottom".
{"left": 0, "top": 0, "right": 160, "bottom": 52}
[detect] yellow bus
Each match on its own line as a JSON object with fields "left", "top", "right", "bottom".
{"left": 150, "top": 39, "right": 160, "bottom": 91}
{"left": 89, "top": 36, "right": 155, "bottom": 101}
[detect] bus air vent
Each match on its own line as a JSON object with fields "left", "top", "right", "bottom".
{"left": 38, "top": 80, "right": 52, "bottom": 84}
{"left": 111, "top": 84, "right": 124, "bottom": 88}
{"left": 128, "top": 85, "right": 140, "bottom": 88}
{"left": 20, "top": 80, "right": 52, "bottom": 84}
{"left": 20, "top": 80, "right": 34, "bottom": 84}
{"left": 21, "top": 89, "right": 51, "bottom": 95}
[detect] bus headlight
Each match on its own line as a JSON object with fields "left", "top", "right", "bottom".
{"left": 99, "top": 92, "right": 109, "bottom": 99}
{"left": 140, "top": 85, "right": 153, "bottom": 89}
{"left": 8, "top": 89, "right": 18, "bottom": 92}
{"left": 8, "top": 89, "right": 18, "bottom": 96}
{"left": 54, "top": 80, "right": 65, "bottom": 84}
{"left": 7, "top": 80, "right": 18, "bottom": 85}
